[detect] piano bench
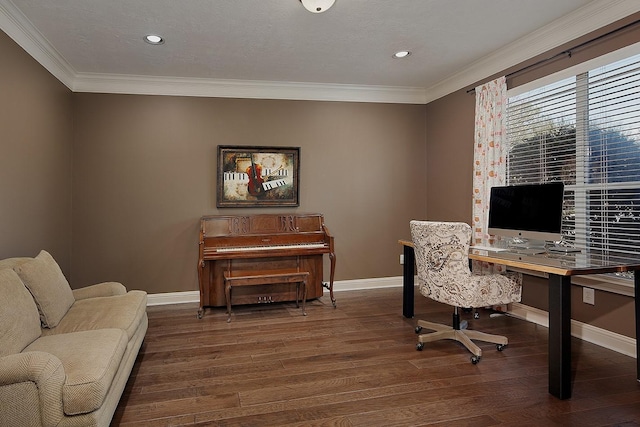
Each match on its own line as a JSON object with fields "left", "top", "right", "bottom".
{"left": 223, "top": 269, "right": 309, "bottom": 323}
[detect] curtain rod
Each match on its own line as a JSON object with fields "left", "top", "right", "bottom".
{"left": 466, "top": 18, "right": 640, "bottom": 94}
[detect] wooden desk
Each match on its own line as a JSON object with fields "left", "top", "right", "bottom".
{"left": 399, "top": 239, "right": 640, "bottom": 400}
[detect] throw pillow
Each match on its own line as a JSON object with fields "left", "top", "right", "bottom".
{"left": 13, "top": 250, "right": 75, "bottom": 328}
{"left": 0, "top": 268, "right": 42, "bottom": 356}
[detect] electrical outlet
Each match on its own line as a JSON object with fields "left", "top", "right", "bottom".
{"left": 400, "top": 254, "right": 404, "bottom": 265}
{"left": 583, "top": 287, "right": 595, "bottom": 305}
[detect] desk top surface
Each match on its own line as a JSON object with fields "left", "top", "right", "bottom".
{"left": 399, "top": 239, "right": 640, "bottom": 277}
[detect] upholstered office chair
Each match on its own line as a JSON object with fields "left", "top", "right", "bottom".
{"left": 410, "top": 220, "right": 522, "bottom": 363}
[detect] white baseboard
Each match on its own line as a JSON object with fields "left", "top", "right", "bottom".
{"left": 509, "top": 302, "right": 637, "bottom": 358}
{"left": 146, "top": 276, "right": 405, "bottom": 306}
{"left": 147, "top": 290, "right": 200, "bottom": 306}
{"left": 147, "top": 277, "right": 636, "bottom": 358}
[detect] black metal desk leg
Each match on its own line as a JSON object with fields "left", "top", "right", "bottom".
{"left": 635, "top": 271, "right": 640, "bottom": 382}
{"left": 403, "top": 245, "right": 415, "bottom": 318}
{"left": 548, "top": 274, "right": 572, "bottom": 399}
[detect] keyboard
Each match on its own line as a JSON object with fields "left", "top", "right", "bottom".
{"left": 509, "top": 248, "right": 547, "bottom": 255}
{"left": 470, "top": 245, "right": 507, "bottom": 252}
{"left": 547, "top": 245, "right": 581, "bottom": 253}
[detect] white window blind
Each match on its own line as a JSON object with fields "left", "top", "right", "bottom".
{"left": 506, "top": 52, "right": 640, "bottom": 262}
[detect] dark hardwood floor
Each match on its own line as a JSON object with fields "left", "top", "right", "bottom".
{"left": 112, "top": 287, "right": 640, "bottom": 426}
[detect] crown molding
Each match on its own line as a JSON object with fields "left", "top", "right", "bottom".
{"left": 424, "top": 0, "right": 640, "bottom": 103}
{"left": 0, "top": 0, "right": 75, "bottom": 89}
{"left": 2, "top": 0, "right": 639, "bottom": 104}
{"left": 72, "top": 73, "right": 428, "bottom": 104}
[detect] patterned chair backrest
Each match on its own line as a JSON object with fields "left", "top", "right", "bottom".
{"left": 410, "top": 220, "right": 473, "bottom": 305}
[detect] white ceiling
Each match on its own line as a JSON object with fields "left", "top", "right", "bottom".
{"left": 1, "top": 0, "right": 639, "bottom": 103}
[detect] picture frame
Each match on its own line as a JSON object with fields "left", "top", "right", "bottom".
{"left": 217, "top": 145, "right": 300, "bottom": 208}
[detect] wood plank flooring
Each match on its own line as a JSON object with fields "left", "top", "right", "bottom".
{"left": 112, "top": 287, "right": 640, "bottom": 426}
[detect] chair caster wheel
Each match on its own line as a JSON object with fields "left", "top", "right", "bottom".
{"left": 497, "top": 344, "right": 506, "bottom": 351}
{"left": 471, "top": 355, "right": 480, "bottom": 364}
{"left": 416, "top": 342, "right": 424, "bottom": 351}
{"left": 415, "top": 326, "right": 422, "bottom": 334}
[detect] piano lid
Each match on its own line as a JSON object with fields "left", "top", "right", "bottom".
{"left": 201, "top": 214, "right": 326, "bottom": 237}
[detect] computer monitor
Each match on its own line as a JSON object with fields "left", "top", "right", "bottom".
{"left": 488, "top": 182, "right": 565, "bottom": 247}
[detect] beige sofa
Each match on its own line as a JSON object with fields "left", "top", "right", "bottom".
{"left": 0, "top": 250, "right": 148, "bottom": 427}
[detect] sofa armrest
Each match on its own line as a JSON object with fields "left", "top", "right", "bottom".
{"left": 72, "top": 281, "right": 127, "bottom": 300}
{"left": 0, "top": 351, "right": 66, "bottom": 426}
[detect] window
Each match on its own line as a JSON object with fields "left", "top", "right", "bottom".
{"left": 506, "top": 50, "right": 640, "bottom": 270}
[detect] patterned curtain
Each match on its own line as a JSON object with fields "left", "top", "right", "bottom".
{"left": 472, "top": 76, "right": 507, "bottom": 274}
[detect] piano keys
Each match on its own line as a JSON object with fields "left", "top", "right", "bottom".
{"left": 215, "top": 242, "right": 327, "bottom": 253}
{"left": 197, "top": 213, "right": 336, "bottom": 318}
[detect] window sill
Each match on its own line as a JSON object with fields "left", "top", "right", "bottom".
{"left": 508, "top": 267, "right": 635, "bottom": 297}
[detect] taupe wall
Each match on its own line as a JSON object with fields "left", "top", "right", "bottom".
{"left": 1, "top": 27, "right": 427, "bottom": 296}
{"left": 2, "top": 13, "right": 639, "bottom": 339}
{"left": 71, "top": 94, "right": 427, "bottom": 293}
{"left": 424, "top": 17, "right": 640, "bottom": 338}
{"left": 0, "top": 31, "right": 73, "bottom": 273}
{"left": 424, "top": 89, "right": 475, "bottom": 222}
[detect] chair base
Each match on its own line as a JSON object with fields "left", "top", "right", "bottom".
{"left": 415, "top": 319, "right": 508, "bottom": 358}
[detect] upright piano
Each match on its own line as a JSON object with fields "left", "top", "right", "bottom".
{"left": 197, "top": 213, "right": 336, "bottom": 318}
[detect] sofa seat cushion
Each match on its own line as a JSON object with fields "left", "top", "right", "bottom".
{"left": 41, "top": 290, "right": 147, "bottom": 340}
{"left": 0, "top": 269, "right": 42, "bottom": 356}
{"left": 23, "top": 328, "right": 128, "bottom": 415}
{"left": 13, "top": 250, "right": 75, "bottom": 328}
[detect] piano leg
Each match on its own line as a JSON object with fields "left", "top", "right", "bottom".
{"left": 302, "top": 277, "right": 307, "bottom": 316}
{"left": 296, "top": 278, "right": 308, "bottom": 316}
{"left": 225, "top": 282, "right": 232, "bottom": 323}
{"left": 329, "top": 251, "right": 336, "bottom": 307}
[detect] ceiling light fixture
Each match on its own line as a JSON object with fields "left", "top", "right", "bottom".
{"left": 144, "top": 34, "right": 165, "bottom": 45}
{"left": 299, "top": 0, "right": 335, "bottom": 13}
{"left": 393, "top": 51, "right": 411, "bottom": 59}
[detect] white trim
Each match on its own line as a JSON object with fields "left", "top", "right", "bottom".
{"left": 146, "top": 276, "right": 405, "bottom": 306}
{"left": 571, "top": 274, "right": 635, "bottom": 297}
{"left": 328, "top": 276, "right": 404, "bottom": 291}
{"left": 426, "top": 0, "right": 640, "bottom": 103}
{"left": 146, "top": 277, "right": 635, "bottom": 358}
{"left": 509, "top": 302, "right": 637, "bottom": 358}
{"left": 508, "top": 41, "right": 640, "bottom": 97}
{"left": 2, "top": 0, "right": 638, "bottom": 103}
{"left": 71, "top": 74, "right": 428, "bottom": 104}
{"left": 508, "top": 267, "right": 635, "bottom": 297}
{"left": 147, "top": 290, "right": 200, "bottom": 306}
{"left": 0, "top": 0, "right": 75, "bottom": 89}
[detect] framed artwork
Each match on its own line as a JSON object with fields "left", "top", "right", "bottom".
{"left": 217, "top": 145, "right": 300, "bottom": 208}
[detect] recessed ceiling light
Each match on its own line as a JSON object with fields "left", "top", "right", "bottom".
{"left": 144, "top": 34, "right": 164, "bottom": 45}
{"left": 300, "top": 0, "right": 336, "bottom": 13}
{"left": 393, "top": 51, "right": 411, "bottom": 59}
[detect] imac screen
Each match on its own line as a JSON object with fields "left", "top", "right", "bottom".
{"left": 488, "top": 182, "right": 564, "bottom": 242}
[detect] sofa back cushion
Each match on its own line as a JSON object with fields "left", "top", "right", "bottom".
{"left": 0, "top": 268, "right": 42, "bottom": 356}
{"left": 13, "top": 250, "right": 75, "bottom": 328}
{"left": 0, "top": 257, "right": 31, "bottom": 271}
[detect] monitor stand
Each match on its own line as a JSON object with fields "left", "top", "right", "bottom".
{"left": 507, "top": 238, "right": 546, "bottom": 255}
